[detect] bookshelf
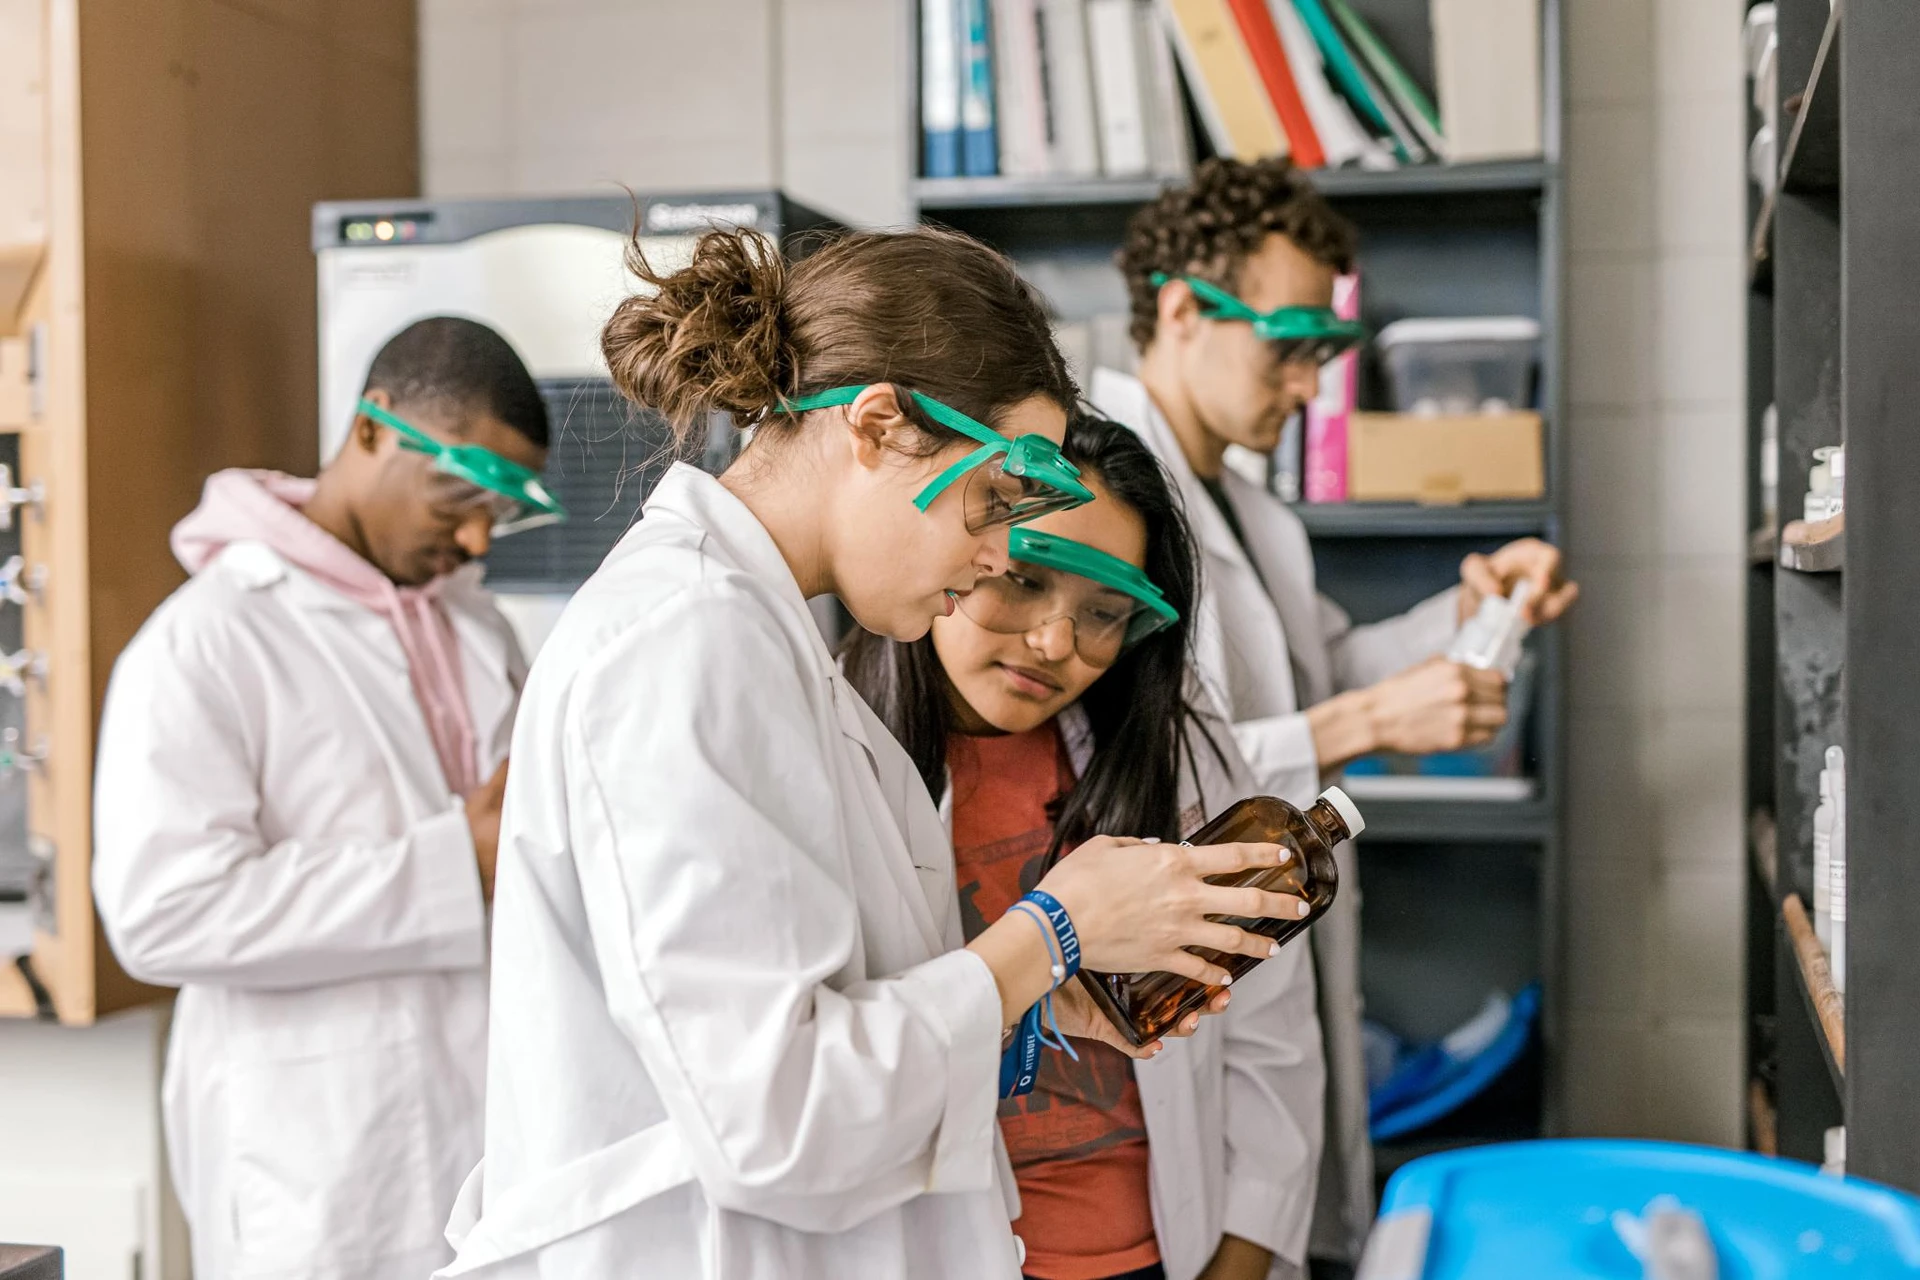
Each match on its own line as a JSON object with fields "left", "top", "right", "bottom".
{"left": 909, "top": 0, "right": 1568, "bottom": 1173}
{"left": 1743, "top": 0, "right": 1920, "bottom": 1192}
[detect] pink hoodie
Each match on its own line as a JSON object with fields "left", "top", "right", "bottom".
{"left": 171, "top": 469, "right": 480, "bottom": 798}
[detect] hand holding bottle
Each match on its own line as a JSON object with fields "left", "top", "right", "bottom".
{"left": 1367, "top": 656, "right": 1508, "bottom": 755}
{"left": 1459, "top": 537, "right": 1581, "bottom": 625}
{"left": 1043, "top": 977, "right": 1231, "bottom": 1060}
{"left": 1035, "top": 836, "right": 1308, "bottom": 988}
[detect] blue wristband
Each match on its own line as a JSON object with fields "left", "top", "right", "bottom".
{"left": 1020, "top": 889, "right": 1082, "bottom": 979}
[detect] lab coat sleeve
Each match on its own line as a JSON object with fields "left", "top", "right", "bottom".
{"left": 1216, "top": 941, "right": 1326, "bottom": 1268}
{"left": 1229, "top": 714, "right": 1324, "bottom": 808}
{"left": 91, "top": 617, "right": 487, "bottom": 990}
{"left": 1322, "top": 587, "right": 1461, "bottom": 692}
{"left": 564, "top": 587, "right": 1003, "bottom": 1234}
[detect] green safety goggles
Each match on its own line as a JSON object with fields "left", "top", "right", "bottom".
{"left": 359, "top": 398, "right": 566, "bottom": 537}
{"left": 957, "top": 527, "right": 1179, "bottom": 668}
{"left": 1153, "top": 272, "right": 1367, "bottom": 366}
{"left": 780, "top": 385, "right": 1094, "bottom": 533}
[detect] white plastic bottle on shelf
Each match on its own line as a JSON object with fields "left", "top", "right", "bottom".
{"left": 1828, "top": 745, "right": 1847, "bottom": 995}
{"left": 1813, "top": 763, "right": 1834, "bottom": 947}
{"left": 1829, "top": 445, "right": 1845, "bottom": 516}
{"left": 1823, "top": 1125, "right": 1847, "bottom": 1177}
{"left": 1805, "top": 450, "right": 1836, "bottom": 522}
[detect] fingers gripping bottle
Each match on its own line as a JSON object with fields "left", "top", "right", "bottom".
{"left": 1080, "top": 786, "right": 1363, "bottom": 1046}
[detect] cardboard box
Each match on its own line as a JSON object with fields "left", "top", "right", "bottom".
{"left": 1347, "top": 411, "right": 1544, "bottom": 504}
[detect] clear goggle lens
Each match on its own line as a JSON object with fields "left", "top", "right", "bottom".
{"left": 419, "top": 463, "right": 561, "bottom": 538}
{"left": 959, "top": 454, "right": 1088, "bottom": 535}
{"left": 1264, "top": 332, "right": 1365, "bottom": 367}
{"left": 956, "top": 561, "right": 1167, "bottom": 668}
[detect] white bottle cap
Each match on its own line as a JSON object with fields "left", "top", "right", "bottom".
{"left": 1826, "top": 744, "right": 1845, "bottom": 773}
{"left": 1319, "top": 785, "right": 1366, "bottom": 839}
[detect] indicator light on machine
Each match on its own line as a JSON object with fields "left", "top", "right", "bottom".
{"left": 374, "top": 220, "right": 395, "bottom": 241}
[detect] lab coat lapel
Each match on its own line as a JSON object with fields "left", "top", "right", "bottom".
{"left": 264, "top": 553, "right": 453, "bottom": 813}
{"left": 441, "top": 567, "right": 519, "bottom": 760}
{"left": 1092, "top": 370, "right": 1300, "bottom": 715}
{"left": 1221, "top": 469, "right": 1335, "bottom": 707}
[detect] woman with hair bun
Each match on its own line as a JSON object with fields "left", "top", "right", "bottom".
{"left": 437, "top": 226, "right": 1315, "bottom": 1279}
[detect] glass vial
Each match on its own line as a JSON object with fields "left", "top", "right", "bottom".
{"left": 1078, "top": 787, "right": 1362, "bottom": 1047}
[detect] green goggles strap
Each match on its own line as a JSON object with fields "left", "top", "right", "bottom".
{"left": 1151, "top": 273, "right": 1367, "bottom": 346}
{"left": 1008, "top": 527, "right": 1180, "bottom": 638}
{"left": 358, "top": 398, "right": 566, "bottom": 523}
{"left": 779, "top": 385, "right": 1094, "bottom": 513}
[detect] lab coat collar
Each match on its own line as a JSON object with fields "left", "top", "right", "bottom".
{"left": 638, "top": 463, "right": 834, "bottom": 669}
{"left": 1089, "top": 369, "right": 1265, "bottom": 586}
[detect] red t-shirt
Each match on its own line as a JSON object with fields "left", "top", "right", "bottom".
{"left": 948, "top": 724, "right": 1160, "bottom": 1280}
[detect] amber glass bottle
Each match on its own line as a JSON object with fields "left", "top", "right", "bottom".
{"left": 1079, "top": 787, "right": 1362, "bottom": 1046}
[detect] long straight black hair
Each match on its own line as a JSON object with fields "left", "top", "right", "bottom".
{"left": 841, "top": 415, "right": 1212, "bottom": 857}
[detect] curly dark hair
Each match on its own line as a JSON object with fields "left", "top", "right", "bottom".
{"left": 1116, "top": 156, "right": 1359, "bottom": 351}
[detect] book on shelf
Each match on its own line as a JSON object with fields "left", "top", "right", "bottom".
{"left": 1160, "top": 0, "right": 1288, "bottom": 162}
{"left": 1430, "top": 0, "right": 1542, "bottom": 162}
{"left": 989, "top": 0, "right": 1052, "bottom": 175}
{"left": 1270, "top": 0, "right": 1385, "bottom": 169}
{"left": 1087, "top": 0, "right": 1154, "bottom": 176}
{"left": 1329, "top": 0, "right": 1447, "bottom": 158}
{"left": 1292, "top": 0, "right": 1427, "bottom": 163}
{"left": 1038, "top": 0, "right": 1105, "bottom": 176}
{"left": 922, "top": 0, "right": 1534, "bottom": 181}
{"left": 922, "top": 0, "right": 965, "bottom": 178}
{"left": 1139, "top": 1, "right": 1196, "bottom": 177}
{"left": 1302, "top": 271, "right": 1359, "bottom": 501}
{"left": 1223, "top": 0, "right": 1324, "bottom": 166}
{"left": 960, "top": 0, "right": 1000, "bottom": 175}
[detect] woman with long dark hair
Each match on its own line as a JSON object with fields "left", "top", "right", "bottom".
{"left": 844, "top": 418, "right": 1325, "bottom": 1280}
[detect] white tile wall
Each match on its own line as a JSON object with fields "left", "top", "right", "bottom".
{"left": 419, "top": 0, "right": 909, "bottom": 226}
{"left": 1559, "top": 0, "right": 1746, "bottom": 1145}
{"left": 416, "top": 0, "right": 1752, "bottom": 1149}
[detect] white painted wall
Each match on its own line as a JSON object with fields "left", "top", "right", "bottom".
{"left": 0, "top": 1006, "right": 188, "bottom": 1280}
{"left": 420, "top": 0, "right": 913, "bottom": 228}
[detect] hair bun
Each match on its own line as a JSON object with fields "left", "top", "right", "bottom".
{"left": 601, "top": 227, "right": 794, "bottom": 436}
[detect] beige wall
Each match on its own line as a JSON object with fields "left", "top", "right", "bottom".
{"left": 1559, "top": 0, "right": 1747, "bottom": 1143}
{"left": 419, "top": 0, "right": 1752, "bottom": 1141}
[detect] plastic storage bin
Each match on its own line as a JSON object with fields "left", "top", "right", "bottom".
{"left": 1376, "top": 317, "right": 1541, "bottom": 416}
{"left": 1359, "top": 1139, "right": 1920, "bottom": 1279}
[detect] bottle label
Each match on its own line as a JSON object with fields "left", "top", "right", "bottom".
{"left": 1830, "top": 855, "right": 1846, "bottom": 924}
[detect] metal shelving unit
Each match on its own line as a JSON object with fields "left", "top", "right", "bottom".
{"left": 1744, "top": 0, "right": 1920, "bottom": 1193}
{"left": 910, "top": 0, "right": 1567, "bottom": 1167}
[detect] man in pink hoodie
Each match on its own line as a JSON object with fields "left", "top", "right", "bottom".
{"left": 92, "top": 317, "right": 554, "bottom": 1280}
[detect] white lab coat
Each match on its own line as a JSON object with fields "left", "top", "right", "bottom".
{"left": 1092, "top": 369, "right": 1459, "bottom": 1262}
{"left": 440, "top": 464, "right": 1019, "bottom": 1280}
{"left": 936, "top": 702, "right": 1326, "bottom": 1280}
{"left": 92, "top": 545, "right": 522, "bottom": 1280}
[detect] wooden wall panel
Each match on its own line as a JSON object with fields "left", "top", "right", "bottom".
{"left": 0, "top": 0, "right": 49, "bottom": 329}
{"left": 4, "top": 0, "right": 417, "bottom": 1022}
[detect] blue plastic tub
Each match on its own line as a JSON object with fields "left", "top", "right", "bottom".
{"left": 1361, "top": 1140, "right": 1920, "bottom": 1278}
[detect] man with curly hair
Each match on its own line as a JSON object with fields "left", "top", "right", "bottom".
{"left": 1091, "top": 156, "right": 1578, "bottom": 1278}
